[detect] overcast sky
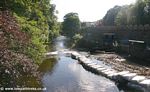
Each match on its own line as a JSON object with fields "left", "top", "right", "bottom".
{"left": 51, "top": 0, "right": 136, "bottom": 22}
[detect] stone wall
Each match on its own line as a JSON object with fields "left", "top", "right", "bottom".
{"left": 77, "top": 25, "right": 150, "bottom": 59}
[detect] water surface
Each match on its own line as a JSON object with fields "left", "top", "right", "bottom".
{"left": 41, "top": 36, "right": 120, "bottom": 92}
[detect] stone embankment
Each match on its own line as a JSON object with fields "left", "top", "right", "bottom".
{"left": 70, "top": 51, "right": 150, "bottom": 92}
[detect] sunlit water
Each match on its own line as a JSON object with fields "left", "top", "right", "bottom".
{"left": 41, "top": 36, "right": 120, "bottom": 92}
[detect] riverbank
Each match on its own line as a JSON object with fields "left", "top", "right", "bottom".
{"left": 88, "top": 52, "right": 150, "bottom": 78}
{"left": 0, "top": 51, "right": 42, "bottom": 89}
{"left": 71, "top": 51, "right": 150, "bottom": 92}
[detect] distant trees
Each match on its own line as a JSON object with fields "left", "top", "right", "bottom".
{"left": 103, "top": 6, "right": 121, "bottom": 26}
{"left": 115, "top": 5, "right": 129, "bottom": 25}
{"left": 102, "top": 0, "right": 150, "bottom": 26}
{"left": 62, "top": 12, "right": 81, "bottom": 37}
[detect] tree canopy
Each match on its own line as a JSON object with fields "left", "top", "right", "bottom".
{"left": 103, "top": 6, "right": 121, "bottom": 26}
{"left": 0, "top": 0, "right": 60, "bottom": 87}
{"left": 0, "top": 0, "right": 60, "bottom": 62}
{"left": 102, "top": 0, "right": 150, "bottom": 26}
{"left": 62, "top": 12, "right": 81, "bottom": 37}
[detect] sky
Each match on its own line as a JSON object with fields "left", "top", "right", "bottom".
{"left": 51, "top": 0, "right": 136, "bottom": 22}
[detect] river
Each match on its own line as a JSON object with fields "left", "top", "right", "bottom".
{"left": 41, "top": 36, "right": 121, "bottom": 92}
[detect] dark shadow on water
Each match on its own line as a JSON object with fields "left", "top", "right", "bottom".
{"left": 38, "top": 58, "right": 57, "bottom": 73}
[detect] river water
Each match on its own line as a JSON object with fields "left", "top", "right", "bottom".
{"left": 41, "top": 36, "right": 120, "bottom": 92}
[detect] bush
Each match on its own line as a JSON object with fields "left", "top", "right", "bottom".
{"left": 71, "top": 34, "right": 83, "bottom": 48}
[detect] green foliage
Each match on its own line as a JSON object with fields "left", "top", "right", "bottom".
{"left": 62, "top": 12, "right": 81, "bottom": 37}
{"left": 48, "top": 4, "right": 60, "bottom": 42}
{"left": 103, "top": 0, "right": 150, "bottom": 25}
{"left": 0, "top": 0, "right": 60, "bottom": 88}
{"left": 0, "top": 10, "right": 41, "bottom": 88}
{"left": 115, "top": 5, "right": 129, "bottom": 25}
{"left": 73, "top": 34, "right": 83, "bottom": 42}
{"left": 103, "top": 6, "right": 121, "bottom": 26}
{"left": 71, "top": 33, "right": 83, "bottom": 48}
{"left": 0, "top": 0, "right": 60, "bottom": 63}
{"left": 128, "top": 0, "right": 146, "bottom": 25}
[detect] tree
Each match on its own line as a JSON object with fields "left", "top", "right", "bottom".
{"left": 0, "top": 0, "right": 60, "bottom": 62}
{"left": 62, "top": 12, "right": 81, "bottom": 37}
{"left": 115, "top": 5, "right": 129, "bottom": 25}
{"left": 103, "top": 0, "right": 150, "bottom": 25}
{"left": 48, "top": 4, "right": 60, "bottom": 42}
{"left": 0, "top": 0, "right": 60, "bottom": 88}
{"left": 103, "top": 6, "right": 121, "bottom": 26}
{"left": 132, "top": 0, "right": 146, "bottom": 25}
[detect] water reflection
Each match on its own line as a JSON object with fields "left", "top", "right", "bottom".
{"left": 42, "top": 56, "right": 119, "bottom": 92}
{"left": 12, "top": 53, "right": 57, "bottom": 92}
{"left": 54, "top": 36, "right": 68, "bottom": 51}
{"left": 41, "top": 36, "right": 120, "bottom": 92}
{"left": 38, "top": 58, "right": 57, "bottom": 73}
{"left": 16, "top": 76, "right": 41, "bottom": 88}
